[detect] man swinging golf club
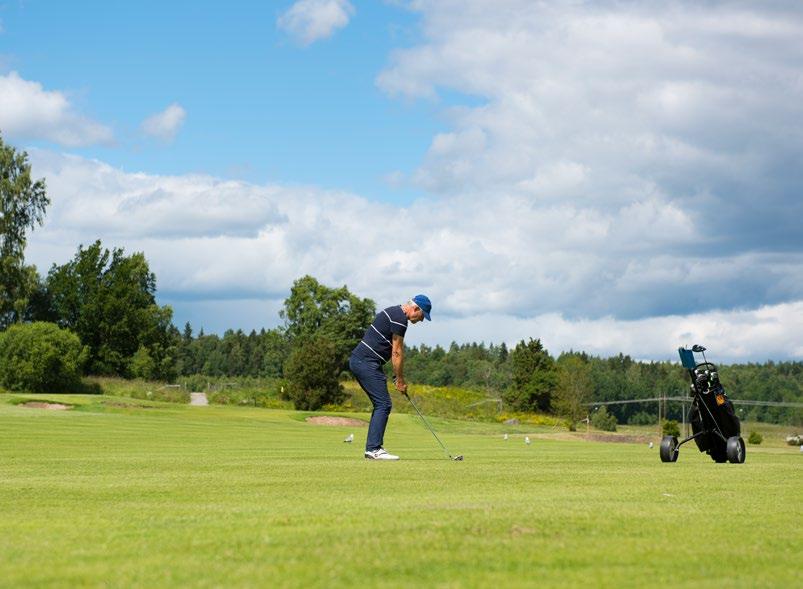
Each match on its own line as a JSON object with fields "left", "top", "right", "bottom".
{"left": 349, "top": 295, "right": 431, "bottom": 460}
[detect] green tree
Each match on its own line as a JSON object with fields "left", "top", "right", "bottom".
{"left": 591, "top": 406, "right": 618, "bottom": 432}
{"left": 283, "top": 335, "right": 345, "bottom": 410}
{"left": 661, "top": 419, "right": 680, "bottom": 437}
{"left": 174, "top": 322, "right": 195, "bottom": 375}
{"left": 22, "top": 265, "right": 54, "bottom": 323}
{"left": 261, "top": 328, "right": 290, "bottom": 377}
{"left": 747, "top": 431, "right": 763, "bottom": 445}
{"left": 136, "top": 303, "right": 179, "bottom": 381}
{"left": 280, "top": 275, "right": 375, "bottom": 370}
{"left": 0, "top": 322, "right": 87, "bottom": 392}
{"left": 497, "top": 342, "right": 509, "bottom": 365}
{"left": 504, "top": 338, "right": 557, "bottom": 412}
{"left": 555, "top": 354, "right": 593, "bottom": 428}
{"left": 0, "top": 135, "right": 49, "bottom": 328}
{"left": 45, "top": 241, "right": 177, "bottom": 377}
{"left": 130, "top": 344, "right": 156, "bottom": 380}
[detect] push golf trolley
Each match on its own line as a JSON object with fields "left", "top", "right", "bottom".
{"left": 660, "top": 345, "right": 746, "bottom": 464}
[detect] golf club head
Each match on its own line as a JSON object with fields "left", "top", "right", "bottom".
{"left": 452, "top": 455, "right": 464, "bottom": 461}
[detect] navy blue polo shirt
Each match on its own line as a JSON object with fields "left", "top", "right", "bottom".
{"left": 352, "top": 305, "right": 408, "bottom": 364}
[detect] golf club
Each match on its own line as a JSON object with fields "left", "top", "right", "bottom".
{"left": 403, "top": 391, "right": 463, "bottom": 461}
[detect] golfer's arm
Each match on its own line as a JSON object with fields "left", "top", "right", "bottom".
{"left": 391, "top": 334, "right": 404, "bottom": 382}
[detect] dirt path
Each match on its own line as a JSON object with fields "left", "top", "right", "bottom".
{"left": 190, "top": 393, "right": 208, "bottom": 406}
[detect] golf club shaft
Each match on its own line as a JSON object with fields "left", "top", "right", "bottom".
{"left": 405, "top": 393, "right": 452, "bottom": 457}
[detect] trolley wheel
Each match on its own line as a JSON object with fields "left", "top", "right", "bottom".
{"left": 660, "top": 435, "right": 678, "bottom": 462}
{"left": 726, "top": 436, "right": 746, "bottom": 463}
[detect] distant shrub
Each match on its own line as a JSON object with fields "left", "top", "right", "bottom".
{"left": 130, "top": 345, "right": 156, "bottom": 380}
{"left": 662, "top": 420, "right": 681, "bottom": 437}
{"left": 182, "top": 374, "right": 209, "bottom": 392}
{"left": 628, "top": 411, "right": 655, "bottom": 426}
{"left": 0, "top": 322, "right": 87, "bottom": 393}
{"left": 591, "top": 406, "right": 617, "bottom": 432}
{"left": 84, "top": 376, "right": 190, "bottom": 403}
{"left": 748, "top": 431, "right": 763, "bottom": 445}
{"left": 284, "top": 336, "right": 345, "bottom": 411}
{"left": 503, "top": 338, "right": 557, "bottom": 412}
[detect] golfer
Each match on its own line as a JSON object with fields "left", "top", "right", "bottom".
{"left": 349, "top": 294, "right": 432, "bottom": 460}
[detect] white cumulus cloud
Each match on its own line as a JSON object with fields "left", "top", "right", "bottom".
{"left": 0, "top": 71, "right": 113, "bottom": 146}
{"left": 277, "top": 0, "right": 355, "bottom": 46}
{"left": 140, "top": 103, "right": 186, "bottom": 142}
{"left": 378, "top": 1, "right": 803, "bottom": 253}
{"left": 15, "top": 2, "right": 803, "bottom": 361}
{"left": 23, "top": 150, "right": 803, "bottom": 360}
{"left": 423, "top": 301, "right": 803, "bottom": 364}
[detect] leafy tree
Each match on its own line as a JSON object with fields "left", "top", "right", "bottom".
{"left": 445, "top": 341, "right": 469, "bottom": 384}
{"left": 504, "top": 338, "right": 557, "bottom": 412}
{"left": 280, "top": 275, "right": 375, "bottom": 370}
{"left": 260, "top": 328, "right": 290, "bottom": 377}
{"left": 245, "top": 330, "right": 261, "bottom": 375}
{"left": 222, "top": 330, "right": 246, "bottom": 376}
{"left": 283, "top": 335, "right": 345, "bottom": 410}
{"left": 136, "top": 304, "right": 179, "bottom": 381}
{"left": 22, "top": 266, "right": 54, "bottom": 323}
{"left": 555, "top": 354, "right": 593, "bottom": 428}
{"left": 0, "top": 135, "right": 49, "bottom": 328}
{"left": 591, "top": 406, "right": 618, "bottom": 432}
{"left": 202, "top": 347, "right": 227, "bottom": 376}
{"left": 0, "top": 322, "right": 87, "bottom": 392}
{"left": 661, "top": 419, "right": 680, "bottom": 437}
{"left": 44, "top": 241, "right": 177, "bottom": 377}
{"left": 130, "top": 344, "right": 156, "bottom": 380}
{"left": 174, "top": 322, "right": 196, "bottom": 375}
{"left": 747, "top": 431, "right": 763, "bottom": 445}
{"left": 628, "top": 411, "right": 655, "bottom": 426}
{"left": 497, "top": 342, "right": 509, "bottom": 365}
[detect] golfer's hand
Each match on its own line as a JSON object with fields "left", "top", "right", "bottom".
{"left": 394, "top": 377, "right": 408, "bottom": 394}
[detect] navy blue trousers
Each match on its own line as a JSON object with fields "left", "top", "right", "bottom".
{"left": 349, "top": 353, "right": 392, "bottom": 452}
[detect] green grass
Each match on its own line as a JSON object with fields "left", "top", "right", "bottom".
{"left": 1, "top": 394, "right": 801, "bottom": 588}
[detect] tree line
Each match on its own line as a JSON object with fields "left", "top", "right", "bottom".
{"left": 1, "top": 134, "right": 801, "bottom": 425}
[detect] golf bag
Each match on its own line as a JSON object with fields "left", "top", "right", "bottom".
{"left": 660, "top": 345, "right": 746, "bottom": 464}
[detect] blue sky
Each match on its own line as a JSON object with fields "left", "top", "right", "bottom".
{"left": 1, "top": 0, "right": 442, "bottom": 201}
{"left": 2, "top": 1, "right": 802, "bottom": 361}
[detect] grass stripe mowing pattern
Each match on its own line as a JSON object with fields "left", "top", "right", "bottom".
{"left": 1, "top": 394, "right": 801, "bottom": 588}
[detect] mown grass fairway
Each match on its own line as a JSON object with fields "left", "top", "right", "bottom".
{"left": 1, "top": 395, "right": 801, "bottom": 588}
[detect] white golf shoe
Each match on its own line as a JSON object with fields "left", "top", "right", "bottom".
{"left": 364, "top": 448, "right": 400, "bottom": 460}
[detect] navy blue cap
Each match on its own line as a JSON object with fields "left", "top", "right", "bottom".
{"left": 412, "top": 294, "right": 432, "bottom": 321}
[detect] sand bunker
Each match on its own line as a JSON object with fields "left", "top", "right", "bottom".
{"left": 306, "top": 416, "right": 367, "bottom": 427}
{"left": 22, "top": 402, "right": 71, "bottom": 410}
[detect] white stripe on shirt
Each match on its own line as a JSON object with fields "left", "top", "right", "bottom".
{"left": 370, "top": 324, "right": 390, "bottom": 343}
{"left": 360, "top": 340, "right": 386, "bottom": 361}
{"left": 383, "top": 308, "right": 407, "bottom": 328}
